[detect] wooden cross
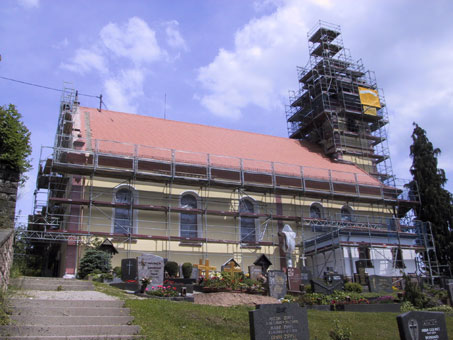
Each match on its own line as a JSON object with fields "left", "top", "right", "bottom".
{"left": 194, "top": 259, "right": 216, "bottom": 279}
{"left": 223, "top": 261, "right": 242, "bottom": 276}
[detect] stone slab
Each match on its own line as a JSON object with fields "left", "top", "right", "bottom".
{"left": 369, "top": 275, "right": 393, "bottom": 293}
{"left": 287, "top": 267, "right": 302, "bottom": 292}
{"left": 137, "top": 253, "right": 164, "bottom": 288}
{"left": 249, "top": 265, "right": 263, "bottom": 281}
{"left": 267, "top": 270, "right": 287, "bottom": 299}
{"left": 397, "top": 311, "right": 448, "bottom": 340}
{"left": 311, "top": 279, "right": 343, "bottom": 295}
{"left": 447, "top": 283, "right": 453, "bottom": 307}
{"left": 249, "top": 303, "right": 309, "bottom": 340}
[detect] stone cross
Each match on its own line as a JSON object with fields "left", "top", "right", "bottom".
{"left": 194, "top": 259, "right": 216, "bottom": 279}
{"left": 408, "top": 319, "right": 418, "bottom": 340}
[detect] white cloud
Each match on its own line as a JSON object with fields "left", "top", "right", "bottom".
{"left": 100, "top": 17, "right": 164, "bottom": 65}
{"left": 17, "top": 0, "right": 39, "bottom": 9}
{"left": 165, "top": 20, "right": 188, "bottom": 51}
{"left": 104, "top": 69, "right": 146, "bottom": 113}
{"left": 61, "top": 48, "right": 108, "bottom": 75}
{"left": 197, "top": 0, "right": 311, "bottom": 118}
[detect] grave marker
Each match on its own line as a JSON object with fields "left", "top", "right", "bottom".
{"left": 300, "top": 267, "right": 312, "bottom": 285}
{"left": 397, "top": 311, "right": 448, "bottom": 340}
{"left": 121, "top": 258, "right": 138, "bottom": 282}
{"left": 287, "top": 267, "right": 302, "bottom": 292}
{"left": 137, "top": 254, "right": 164, "bottom": 288}
{"left": 249, "top": 265, "right": 263, "bottom": 281}
{"left": 369, "top": 275, "right": 393, "bottom": 293}
{"left": 249, "top": 303, "right": 309, "bottom": 340}
{"left": 254, "top": 254, "right": 272, "bottom": 274}
{"left": 194, "top": 259, "right": 216, "bottom": 279}
{"left": 267, "top": 270, "right": 287, "bottom": 299}
{"left": 447, "top": 283, "right": 453, "bottom": 307}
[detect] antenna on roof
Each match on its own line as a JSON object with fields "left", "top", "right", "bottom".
{"left": 164, "top": 93, "right": 167, "bottom": 119}
{"left": 99, "top": 94, "right": 103, "bottom": 112}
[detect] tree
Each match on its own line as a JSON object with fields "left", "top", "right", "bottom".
{"left": 407, "top": 123, "right": 453, "bottom": 274}
{"left": 0, "top": 104, "right": 32, "bottom": 176}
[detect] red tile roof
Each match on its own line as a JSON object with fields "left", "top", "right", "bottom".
{"left": 77, "top": 106, "right": 380, "bottom": 186}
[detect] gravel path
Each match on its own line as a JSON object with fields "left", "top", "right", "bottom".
{"left": 14, "top": 290, "right": 119, "bottom": 300}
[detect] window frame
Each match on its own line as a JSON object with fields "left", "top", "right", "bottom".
{"left": 179, "top": 192, "right": 200, "bottom": 239}
{"left": 239, "top": 197, "right": 257, "bottom": 243}
{"left": 340, "top": 205, "right": 354, "bottom": 222}
{"left": 112, "top": 186, "right": 136, "bottom": 235}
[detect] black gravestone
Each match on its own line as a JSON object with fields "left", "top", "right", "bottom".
{"left": 300, "top": 267, "right": 312, "bottom": 285}
{"left": 267, "top": 270, "right": 287, "bottom": 299}
{"left": 311, "top": 279, "right": 343, "bottom": 295}
{"left": 254, "top": 255, "right": 272, "bottom": 274}
{"left": 121, "top": 258, "right": 138, "bottom": 282}
{"left": 397, "top": 311, "right": 448, "bottom": 340}
{"left": 249, "top": 303, "right": 309, "bottom": 340}
{"left": 287, "top": 267, "right": 302, "bottom": 292}
{"left": 369, "top": 275, "right": 393, "bottom": 293}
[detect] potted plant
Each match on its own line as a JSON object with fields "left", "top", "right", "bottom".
{"left": 140, "top": 277, "right": 152, "bottom": 293}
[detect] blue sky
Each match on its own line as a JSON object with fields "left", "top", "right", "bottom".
{"left": 2, "top": 0, "right": 453, "bottom": 217}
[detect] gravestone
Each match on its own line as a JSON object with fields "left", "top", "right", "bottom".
{"left": 191, "top": 266, "right": 199, "bottom": 280}
{"left": 121, "top": 258, "right": 138, "bottom": 282}
{"left": 300, "top": 267, "right": 312, "bottom": 285}
{"left": 249, "top": 303, "right": 309, "bottom": 340}
{"left": 448, "top": 283, "right": 453, "bottom": 306}
{"left": 137, "top": 254, "right": 164, "bottom": 288}
{"left": 287, "top": 267, "right": 302, "bottom": 292}
{"left": 311, "top": 279, "right": 343, "bottom": 295}
{"left": 254, "top": 254, "right": 272, "bottom": 274}
{"left": 249, "top": 265, "right": 263, "bottom": 281}
{"left": 397, "top": 311, "right": 448, "bottom": 340}
{"left": 369, "top": 275, "right": 393, "bottom": 293}
{"left": 267, "top": 270, "right": 287, "bottom": 299}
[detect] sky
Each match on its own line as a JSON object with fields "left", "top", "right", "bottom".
{"left": 1, "top": 0, "right": 453, "bottom": 217}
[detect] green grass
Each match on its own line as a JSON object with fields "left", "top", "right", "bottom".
{"left": 94, "top": 283, "right": 453, "bottom": 340}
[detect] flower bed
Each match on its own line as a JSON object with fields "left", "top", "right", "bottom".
{"left": 200, "top": 272, "right": 265, "bottom": 294}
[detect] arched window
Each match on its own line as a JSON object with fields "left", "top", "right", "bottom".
{"left": 114, "top": 188, "right": 132, "bottom": 234}
{"left": 341, "top": 205, "right": 353, "bottom": 222}
{"left": 310, "top": 203, "right": 323, "bottom": 219}
{"left": 240, "top": 198, "right": 256, "bottom": 242}
{"left": 180, "top": 193, "right": 198, "bottom": 238}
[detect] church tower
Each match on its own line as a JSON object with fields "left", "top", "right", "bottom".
{"left": 286, "top": 21, "right": 393, "bottom": 184}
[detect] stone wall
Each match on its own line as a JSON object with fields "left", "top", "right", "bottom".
{"left": 0, "top": 166, "right": 20, "bottom": 226}
{"left": 0, "top": 229, "right": 14, "bottom": 291}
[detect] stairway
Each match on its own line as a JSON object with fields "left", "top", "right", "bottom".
{"left": 0, "top": 277, "right": 141, "bottom": 340}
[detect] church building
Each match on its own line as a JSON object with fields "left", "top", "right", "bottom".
{"left": 30, "top": 21, "right": 437, "bottom": 282}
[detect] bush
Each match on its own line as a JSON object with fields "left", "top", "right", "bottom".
{"left": 344, "top": 282, "right": 362, "bottom": 293}
{"left": 165, "top": 261, "right": 179, "bottom": 277}
{"left": 182, "top": 262, "right": 193, "bottom": 278}
{"left": 329, "top": 319, "right": 352, "bottom": 340}
{"left": 78, "top": 249, "right": 112, "bottom": 279}
{"left": 113, "top": 266, "right": 122, "bottom": 277}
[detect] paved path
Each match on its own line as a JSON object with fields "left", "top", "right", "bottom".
{"left": 0, "top": 276, "right": 141, "bottom": 340}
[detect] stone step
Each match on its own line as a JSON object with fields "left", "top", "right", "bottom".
{"left": 10, "top": 278, "right": 92, "bottom": 286}
{"left": 9, "top": 299, "right": 124, "bottom": 308}
{"left": 10, "top": 283, "right": 94, "bottom": 291}
{"left": 3, "top": 336, "right": 141, "bottom": 340}
{"left": 10, "top": 315, "right": 134, "bottom": 326}
{"left": 0, "top": 325, "right": 141, "bottom": 337}
{"left": 10, "top": 306, "right": 131, "bottom": 317}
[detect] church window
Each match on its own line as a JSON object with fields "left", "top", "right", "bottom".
{"left": 358, "top": 246, "right": 373, "bottom": 268}
{"left": 239, "top": 198, "right": 256, "bottom": 243}
{"left": 341, "top": 205, "right": 354, "bottom": 222}
{"left": 114, "top": 188, "right": 132, "bottom": 234}
{"left": 180, "top": 193, "right": 198, "bottom": 239}
{"left": 310, "top": 203, "right": 323, "bottom": 219}
{"left": 392, "top": 247, "right": 405, "bottom": 269}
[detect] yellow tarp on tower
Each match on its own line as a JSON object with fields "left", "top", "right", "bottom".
{"left": 358, "top": 87, "right": 381, "bottom": 115}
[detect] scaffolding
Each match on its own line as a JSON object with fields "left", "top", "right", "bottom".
{"left": 286, "top": 21, "right": 394, "bottom": 185}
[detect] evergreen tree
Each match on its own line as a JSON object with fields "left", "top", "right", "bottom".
{"left": 408, "top": 123, "right": 453, "bottom": 274}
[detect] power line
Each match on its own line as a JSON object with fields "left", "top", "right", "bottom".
{"left": 0, "top": 75, "right": 100, "bottom": 99}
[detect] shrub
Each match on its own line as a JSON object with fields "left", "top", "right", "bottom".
{"left": 182, "top": 262, "right": 193, "bottom": 278}
{"left": 165, "top": 261, "right": 179, "bottom": 277}
{"left": 344, "top": 282, "right": 362, "bottom": 293}
{"left": 329, "top": 319, "right": 352, "bottom": 340}
{"left": 147, "top": 285, "right": 179, "bottom": 297}
{"left": 113, "top": 266, "right": 122, "bottom": 277}
{"left": 78, "top": 249, "right": 112, "bottom": 279}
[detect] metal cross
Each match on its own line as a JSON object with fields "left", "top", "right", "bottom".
{"left": 126, "top": 261, "right": 134, "bottom": 275}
